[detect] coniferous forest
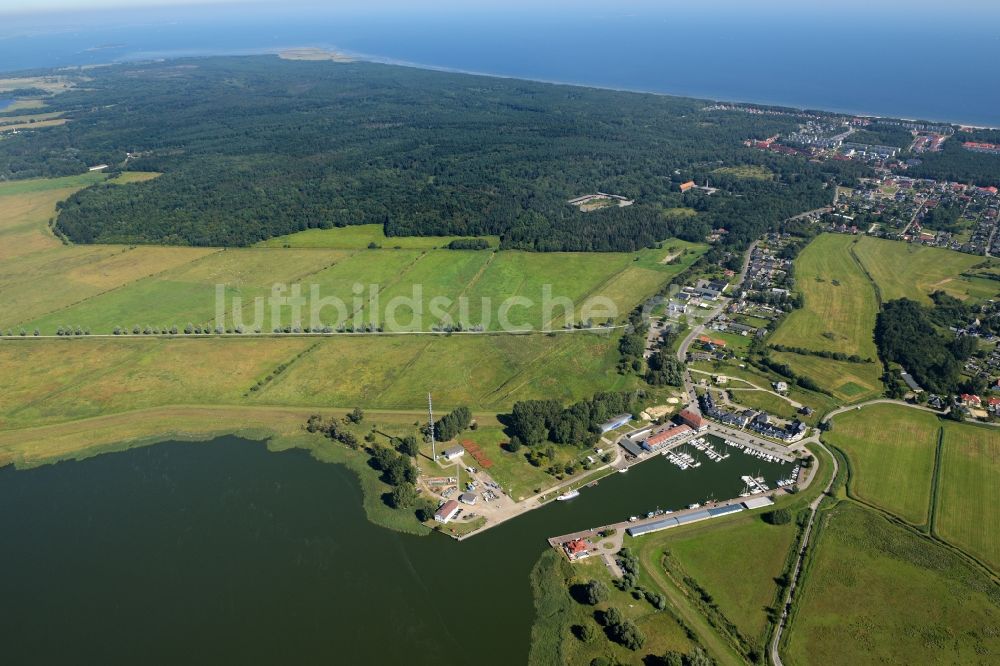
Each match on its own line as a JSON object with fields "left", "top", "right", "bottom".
{"left": 0, "top": 56, "right": 871, "bottom": 251}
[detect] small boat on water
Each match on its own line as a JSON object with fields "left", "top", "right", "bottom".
{"left": 556, "top": 490, "right": 581, "bottom": 501}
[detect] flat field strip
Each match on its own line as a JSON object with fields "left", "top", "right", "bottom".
{"left": 784, "top": 503, "right": 1000, "bottom": 665}
{"left": 826, "top": 403, "right": 939, "bottom": 525}
{"left": 770, "top": 234, "right": 879, "bottom": 359}
{"left": 0, "top": 332, "right": 634, "bottom": 430}
{"left": 852, "top": 235, "right": 999, "bottom": 304}
{"left": 769, "top": 352, "right": 882, "bottom": 404}
{"left": 936, "top": 423, "right": 1000, "bottom": 571}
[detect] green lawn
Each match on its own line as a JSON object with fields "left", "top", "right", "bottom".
{"left": 936, "top": 422, "right": 1000, "bottom": 571}
{"left": 852, "top": 235, "right": 998, "bottom": 304}
{"left": 727, "top": 389, "right": 800, "bottom": 421}
{"left": 690, "top": 359, "right": 839, "bottom": 419}
{"left": 770, "top": 234, "right": 879, "bottom": 360}
{"left": 825, "top": 403, "right": 939, "bottom": 525}
{"left": 646, "top": 513, "right": 798, "bottom": 643}
{"left": 770, "top": 352, "right": 882, "bottom": 404}
{"left": 444, "top": 425, "right": 553, "bottom": 501}
{"left": 783, "top": 502, "right": 1000, "bottom": 665}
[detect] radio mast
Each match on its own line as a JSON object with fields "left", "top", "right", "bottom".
{"left": 428, "top": 393, "right": 436, "bottom": 461}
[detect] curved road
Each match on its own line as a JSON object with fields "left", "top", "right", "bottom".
{"left": 821, "top": 398, "right": 947, "bottom": 424}
{"left": 769, "top": 439, "right": 839, "bottom": 666}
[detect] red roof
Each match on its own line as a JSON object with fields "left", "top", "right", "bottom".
{"left": 434, "top": 500, "right": 460, "bottom": 519}
{"left": 677, "top": 409, "right": 704, "bottom": 429}
{"left": 646, "top": 424, "right": 692, "bottom": 447}
{"left": 961, "top": 394, "right": 981, "bottom": 405}
{"left": 564, "top": 539, "right": 588, "bottom": 555}
{"left": 987, "top": 397, "right": 1000, "bottom": 407}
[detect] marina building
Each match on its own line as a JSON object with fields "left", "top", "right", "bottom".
{"left": 434, "top": 500, "right": 461, "bottom": 523}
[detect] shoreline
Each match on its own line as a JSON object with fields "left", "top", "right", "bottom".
{"left": 336, "top": 47, "right": 1000, "bottom": 131}
{"left": 8, "top": 44, "right": 998, "bottom": 131}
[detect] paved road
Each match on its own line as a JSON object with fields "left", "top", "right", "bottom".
{"left": 770, "top": 439, "right": 839, "bottom": 666}
{"left": 674, "top": 241, "right": 758, "bottom": 410}
{"left": 0, "top": 325, "right": 629, "bottom": 341}
{"left": 689, "top": 368, "right": 803, "bottom": 409}
{"left": 821, "top": 398, "right": 946, "bottom": 423}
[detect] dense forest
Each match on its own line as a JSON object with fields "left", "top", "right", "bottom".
{"left": 0, "top": 56, "right": 867, "bottom": 251}
{"left": 874, "top": 297, "right": 977, "bottom": 395}
{"left": 505, "top": 392, "right": 643, "bottom": 449}
{"left": 907, "top": 131, "right": 1000, "bottom": 187}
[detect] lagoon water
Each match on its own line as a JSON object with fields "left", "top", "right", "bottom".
{"left": 1, "top": 2, "right": 999, "bottom": 126}
{"left": 0, "top": 436, "right": 786, "bottom": 664}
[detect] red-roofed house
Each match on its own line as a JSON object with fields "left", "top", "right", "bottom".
{"left": 679, "top": 180, "right": 696, "bottom": 193}
{"left": 563, "top": 538, "right": 593, "bottom": 561}
{"left": 988, "top": 397, "right": 1000, "bottom": 412}
{"left": 960, "top": 394, "right": 982, "bottom": 407}
{"left": 677, "top": 409, "right": 706, "bottom": 431}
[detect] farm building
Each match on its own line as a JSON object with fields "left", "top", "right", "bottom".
{"left": 458, "top": 492, "right": 477, "bottom": 505}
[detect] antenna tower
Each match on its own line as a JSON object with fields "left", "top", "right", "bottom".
{"left": 428, "top": 393, "right": 436, "bottom": 461}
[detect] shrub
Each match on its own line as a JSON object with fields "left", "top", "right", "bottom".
{"left": 581, "top": 579, "right": 609, "bottom": 605}
{"left": 762, "top": 508, "right": 793, "bottom": 525}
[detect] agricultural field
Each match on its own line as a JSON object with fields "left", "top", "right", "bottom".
{"left": 852, "top": 235, "right": 999, "bottom": 304}
{"left": 0, "top": 331, "right": 634, "bottom": 429}
{"left": 0, "top": 111, "right": 64, "bottom": 126}
{"left": 825, "top": 404, "right": 940, "bottom": 525}
{"left": 2, "top": 175, "right": 705, "bottom": 333}
{"left": 529, "top": 550, "right": 693, "bottom": 666}
{"left": 783, "top": 502, "right": 1000, "bottom": 665}
{"left": 256, "top": 223, "right": 500, "bottom": 250}
{"left": 0, "top": 99, "right": 47, "bottom": 113}
{"left": 936, "top": 422, "right": 1000, "bottom": 571}
{"left": 769, "top": 352, "right": 882, "bottom": 404}
{"left": 769, "top": 234, "right": 879, "bottom": 360}
{"left": 107, "top": 171, "right": 162, "bottom": 184}
{"left": 641, "top": 512, "right": 798, "bottom": 644}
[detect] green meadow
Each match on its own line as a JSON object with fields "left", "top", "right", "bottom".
{"left": 784, "top": 502, "right": 1000, "bottom": 665}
